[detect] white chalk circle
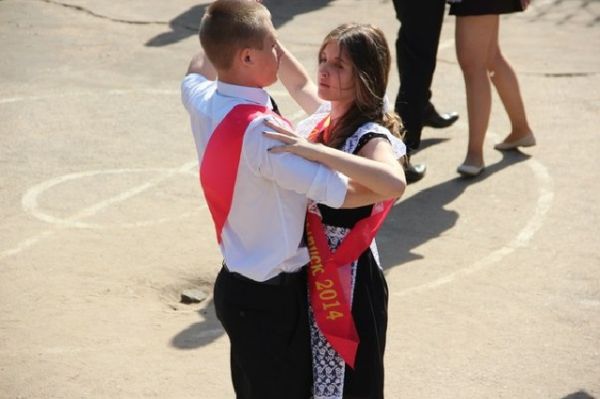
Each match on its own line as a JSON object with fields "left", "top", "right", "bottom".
{"left": 6, "top": 87, "right": 293, "bottom": 237}
{"left": 22, "top": 166, "right": 203, "bottom": 229}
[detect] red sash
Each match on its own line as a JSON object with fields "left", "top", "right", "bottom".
{"left": 306, "top": 114, "right": 394, "bottom": 368}
{"left": 200, "top": 104, "right": 284, "bottom": 243}
{"left": 307, "top": 114, "right": 331, "bottom": 144}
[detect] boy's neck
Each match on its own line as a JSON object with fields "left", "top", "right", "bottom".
{"left": 218, "top": 69, "right": 263, "bottom": 89}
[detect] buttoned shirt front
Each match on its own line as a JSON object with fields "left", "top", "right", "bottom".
{"left": 181, "top": 73, "right": 348, "bottom": 282}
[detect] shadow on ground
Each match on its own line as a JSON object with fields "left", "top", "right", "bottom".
{"left": 377, "top": 150, "right": 531, "bottom": 270}
{"left": 172, "top": 150, "right": 533, "bottom": 349}
{"left": 560, "top": 391, "right": 597, "bottom": 399}
{"left": 146, "top": 0, "right": 333, "bottom": 47}
{"left": 171, "top": 297, "right": 223, "bottom": 349}
{"left": 416, "top": 137, "right": 451, "bottom": 153}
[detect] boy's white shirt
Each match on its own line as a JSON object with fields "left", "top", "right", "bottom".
{"left": 181, "top": 73, "right": 348, "bottom": 282}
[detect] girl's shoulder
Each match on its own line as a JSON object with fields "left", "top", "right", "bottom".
{"left": 296, "top": 102, "right": 331, "bottom": 138}
{"left": 344, "top": 121, "right": 406, "bottom": 159}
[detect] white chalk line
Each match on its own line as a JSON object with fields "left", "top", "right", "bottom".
{"left": 393, "top": 151, "right": 554, "bottom": 297}
{"left": 1, "top": 162, "right": 201, "bottom": 263}
{"left": 390, "top": 38, "right": 553, "bottom": 296}
{"left": 0, "top": 230, "right": 56, "bottom": 261}
{"left": 3, "top": 88, "right": 553, "bottom": 298}
{"left": 0, "top": 88, "right": 196, "bottom": 263}
{"left": 0, "top": 87, "right": 297, "bottom": 263}
{"left": 22, "top": 163, "right": 199, "bottom": 229}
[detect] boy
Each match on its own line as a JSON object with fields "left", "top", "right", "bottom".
{"left": 181, "top": 1, "right": 360, "bottom": 397}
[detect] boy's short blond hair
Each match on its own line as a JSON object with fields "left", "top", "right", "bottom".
{"left": 200, "top": 0, "right": 272, "bottom": 70}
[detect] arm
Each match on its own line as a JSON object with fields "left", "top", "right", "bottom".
{"left": 277, "top": 43, "right": 323, "bottom": 115}
{"left": 340, "top": 138, "right": 406, "bottom": 207}
{"left": 303, "top": 138, "right": 405, "bottom": 201}
{"left": 186, "top": 49, "right": 217, "bottom": 80}
{"left": 244, "top": 118, "right": 348, "bottom": 209}
{"left": 264, "top": 122, "right": 406, "bottom": 202}
{"left": 342, "top": 180, "right": 395, "bottom": 208}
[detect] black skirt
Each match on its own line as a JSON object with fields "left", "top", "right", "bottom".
{"left": 317, "top": 203, "right": 389, "bottom": 399}
{"left": 450, "top": 0, "right": 525, "bottom": 16}
{"left": 342, "top": 249, "right": 389, "bottom": 399}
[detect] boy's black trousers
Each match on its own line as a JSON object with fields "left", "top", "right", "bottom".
{"left": 214, "top": 265, "right": 312, "bottom": 399}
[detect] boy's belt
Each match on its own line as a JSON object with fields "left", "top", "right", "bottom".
{"left": 222, "top": 263, "right": 305, "bottom": 286}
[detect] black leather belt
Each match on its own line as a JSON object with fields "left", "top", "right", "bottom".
{"left": 222, "top": 263, "right": 304, "bottom": 286}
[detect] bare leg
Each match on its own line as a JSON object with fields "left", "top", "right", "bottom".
{"left": 487, "top": 26, "right": 534, "bottom": 144}
{"left": 455, "top": 15, "right": 498, "bottom": 167}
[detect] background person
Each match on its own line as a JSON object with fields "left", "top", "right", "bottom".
{"left": 393, "top": 0, "right": 460, "bottom": 183}
{"left": 452, "top": 0, "right": 536, "bottom": 177}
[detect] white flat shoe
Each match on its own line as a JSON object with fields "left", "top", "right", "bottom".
{"left": 494, "top": 133, "right": 536, "bottom": 151}
{"left": 457, "top": 163, "right": 484, "bottom": 177}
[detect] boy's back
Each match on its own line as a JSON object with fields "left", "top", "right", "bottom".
{"left": 182, "top": 72, "right": 347, "bottom": 282}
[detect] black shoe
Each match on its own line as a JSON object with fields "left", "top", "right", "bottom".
{"left": 404, "top": 160, "right": 426, "bottom": 184}
{"left": 423, "top": 106, "right": 459, "bottom": 129}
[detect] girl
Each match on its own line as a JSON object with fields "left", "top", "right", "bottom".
{"left": 451, "top": 0, "right": 536, "bottom": 177}
{"left": 265, "top": 23, "right": 405, "bottom": 399}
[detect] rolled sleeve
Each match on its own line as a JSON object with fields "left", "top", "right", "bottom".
{"left": 305, "top": 165, "right": 348, "bottom": 208}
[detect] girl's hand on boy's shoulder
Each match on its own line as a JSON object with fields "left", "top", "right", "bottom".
{"left": 262, "top": 120, "right": 323, "bottom": 162}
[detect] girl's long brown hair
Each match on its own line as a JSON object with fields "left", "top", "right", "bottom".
{"left": 319, "top": 23, "right": 403, "bottom": 149}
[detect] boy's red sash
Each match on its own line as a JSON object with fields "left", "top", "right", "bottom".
{"left": 306, "top": 115, "right": 394, "bottom": 368}
{"left": 200, "top": 104, "right": 283, "bottom": 243}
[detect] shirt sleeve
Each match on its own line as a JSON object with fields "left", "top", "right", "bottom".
{"left": 242, "top": 115, "right": 348, "bottom": 208}
{"left": 180, "top": 73, "right": 213, "bottom": 113}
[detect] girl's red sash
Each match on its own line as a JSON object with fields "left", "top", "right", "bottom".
{"left": 306, "top": 200, "right": 393, "bottom": 368}
{"left": 306, "top": 114, "right": 394, "bottom": 368}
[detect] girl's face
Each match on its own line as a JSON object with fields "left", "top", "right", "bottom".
{"left": 317, "top": 40, "right": 355, "bottom": 107}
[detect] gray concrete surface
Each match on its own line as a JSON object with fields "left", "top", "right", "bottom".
{"left": 1, "top": 0, "right": 599, "bottom": 398}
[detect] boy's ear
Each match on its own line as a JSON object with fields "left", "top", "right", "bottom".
{"left": 240, "top": 48, "right": 254, "bottom": 66}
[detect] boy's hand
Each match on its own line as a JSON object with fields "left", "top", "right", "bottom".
{"left": 187, "top": 50, "right": 217, "bottom": 80}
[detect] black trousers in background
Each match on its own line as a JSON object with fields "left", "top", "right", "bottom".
{"left": 214, "top": 266, "right": 312, "bottom": 399}
{"left": 393, "top": 0, "right": 446, "bottom": 154}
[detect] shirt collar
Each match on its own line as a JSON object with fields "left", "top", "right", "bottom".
{"left": 217, "top": 80, "right": 271, "bottom": 107}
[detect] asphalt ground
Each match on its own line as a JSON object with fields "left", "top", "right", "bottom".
{"left": 1, "top": 0, "right": 599, "bottom": 398}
